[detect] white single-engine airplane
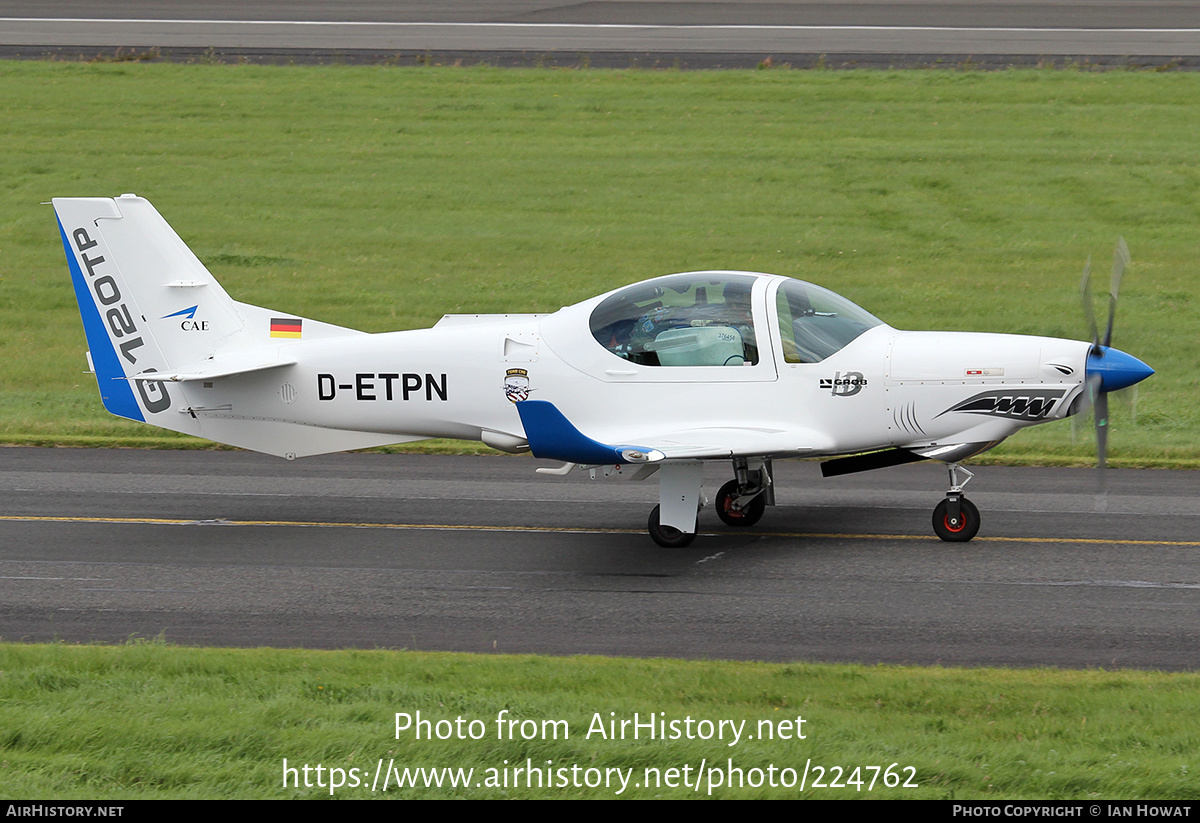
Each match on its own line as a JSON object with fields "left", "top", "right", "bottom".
{"left": 54, "top": 196, "right": 1154, "bottom": 546}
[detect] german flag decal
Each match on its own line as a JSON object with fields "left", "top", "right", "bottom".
{"left": 270, "top": 317, "right": 303, "bottom": 339}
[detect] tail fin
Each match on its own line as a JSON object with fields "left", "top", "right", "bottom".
{"left": 55, "top": 195, "right": 202, "bottom": 424}
{"left": 54, "top": 195, "right": 405, "bottom": 456}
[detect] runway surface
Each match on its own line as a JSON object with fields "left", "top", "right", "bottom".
{"left": 2, "top": 447, "right": 1198, "bottom": 669}
{"left": 4, "top": 1, "right": 1200, "bottom": 65}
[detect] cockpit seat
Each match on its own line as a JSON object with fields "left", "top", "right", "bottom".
{"left": 647, "top": 326, "right": 747, "bottom": 366}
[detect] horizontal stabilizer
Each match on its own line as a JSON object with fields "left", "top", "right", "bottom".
{"left": 126, "top": 354, "right": 297, "bottom": 383}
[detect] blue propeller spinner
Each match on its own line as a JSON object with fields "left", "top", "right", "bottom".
{"left": 1085, "top": 345, "right": 1154, "bottom": 393}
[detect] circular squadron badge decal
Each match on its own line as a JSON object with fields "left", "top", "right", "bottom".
{"left": 504, "top": 368, "right": 531, "bottom": 403}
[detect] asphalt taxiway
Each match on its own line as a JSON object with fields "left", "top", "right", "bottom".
{"left": 4, "top": 1, "right": 1200, "bottom": 66}
{"left": 2, "top": 447, "right": 1197, "bottom": 669}
{"left": 7, "top": 5, "right": 1198, "bottom": 669}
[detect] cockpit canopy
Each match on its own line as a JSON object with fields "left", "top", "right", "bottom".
{"left": 589, "top": 273, "right": 759, "bottom": 367}
{"left": 588, "top": 272, "right": 883, "bottom": 366}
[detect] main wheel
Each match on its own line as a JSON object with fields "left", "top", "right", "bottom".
{"left": 648, "top": 505, "right": 697, "bottom": 548}
{"left": 932, "top": 497, "right": 980, "bottom": 542}
{"left": 715, "top": 479, "right": 766, "bottom": 527}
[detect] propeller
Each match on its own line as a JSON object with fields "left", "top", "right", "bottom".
{"left": 1081, "top": 237, "right": 1129, "bottom": 353}
{"left": 1078, "top": 237, "right": 1153, "bottom": 500}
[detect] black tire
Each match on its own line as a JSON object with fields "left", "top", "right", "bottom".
{"left": 648, "top": 505, "right": 697, "bottom": 548}
{"left": 715, "top": 479, "right": 766, "bottom": 528}
{"left": 932, "top": 497, "right": 980, "bottom": 542}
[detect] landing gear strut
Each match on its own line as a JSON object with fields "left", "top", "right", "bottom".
{"left": 715, "top": 458, "right": 772, "bottom": 527}
{"left": 932, "top": 463, "right": 980, "bottom": 542}
{"left": 645, "top": 459, "right": 774, "bottom": 546}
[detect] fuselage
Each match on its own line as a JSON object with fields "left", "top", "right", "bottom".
{"left": 186, "top": 271, "right": 1104, "bottom": 463}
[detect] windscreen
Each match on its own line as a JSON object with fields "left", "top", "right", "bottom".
{"left": 775, "top": 279, "right": 884, "bottom": 363}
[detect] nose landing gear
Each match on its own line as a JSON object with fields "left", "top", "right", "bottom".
{"left": 932, "top": 464, "right": 980, "bottom": 542}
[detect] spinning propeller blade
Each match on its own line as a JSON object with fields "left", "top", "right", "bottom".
{"left": 1080, "top": 255, "right": 1098, "bottom": 351}
{"left": 1103, "top": 236, "right": 1129, "bottom": 350}
{"left": 1092, "top": 376, "right": 1108, "bottom": 474}
{"left": 1080, "top": 237, "right": 1152, "bottom": 499}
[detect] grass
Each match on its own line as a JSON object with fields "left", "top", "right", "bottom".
{"left": 2, "top": 63, "right": 1199, "bottom": 464}
{"left": 3, "top": 64, "right": 1199, "bottom": 801}
{"left": 0, "top": 641, "right": 1197, "bottom": 799}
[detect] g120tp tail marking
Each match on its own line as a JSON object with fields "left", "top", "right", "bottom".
{"left": 59, "top": 220, "right": 172, "bottom": 420}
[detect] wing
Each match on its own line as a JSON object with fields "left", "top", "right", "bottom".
{"left": 514, "top": 400, "right": 830, "bottom": 464}
{"left": 629, "top": 428, "right": 831, "bottom": 460}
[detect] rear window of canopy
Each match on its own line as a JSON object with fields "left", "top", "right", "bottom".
{"left": 589, "top": 273, "right": 759, "bottom": 367}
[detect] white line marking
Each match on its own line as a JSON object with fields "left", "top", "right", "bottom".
{"left": 4, "top": 19, "right": 1200, "bottom": 35}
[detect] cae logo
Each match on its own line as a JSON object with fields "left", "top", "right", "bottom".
{"left": 162, "top": 305, "right": 209, "bottom": 331}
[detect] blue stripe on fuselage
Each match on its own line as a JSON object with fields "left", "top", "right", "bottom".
{"left": 58, "top": 217, "right": 144, "bottom": 422}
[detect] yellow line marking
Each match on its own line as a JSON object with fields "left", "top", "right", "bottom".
{"left": 0, "top": 514, "right": 642, "bottom": 535}
{"left": 2, "top": 515, "right": 1198, "bottom": 547}
{"left": 760, "top": 532, "right": 1200, "bottom": 547}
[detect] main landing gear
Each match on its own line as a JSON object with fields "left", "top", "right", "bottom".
{"left": 647, "top": 505, "right": 696, "bottom": 548}
{"left": 646, "top": 458, "right": 773, "bottom": 547}
{"left": 647, "top": 462, "right": 705, "bottom": 548}
{"left": 932, "top": 463, "right": 980, "bottom": 542}
{"left": 715, "top": 458, "right": 772, "bottom": 528}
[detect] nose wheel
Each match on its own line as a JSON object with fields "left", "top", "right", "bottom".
{"left": 933, "top": 495, "right": 980, "bottom": 542}
{"left": 932, "top": 464, "right": 980, "bottom": 542}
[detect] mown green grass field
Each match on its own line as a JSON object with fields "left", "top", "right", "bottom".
{"left": 2, "top": 642, "right": 1198, "bottom": 800}
{"left": 2, "top": 61, "right": 1199, "bottom": 800}
{"left": 2, "top": 61, "right": 1198, "bottom": 462}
